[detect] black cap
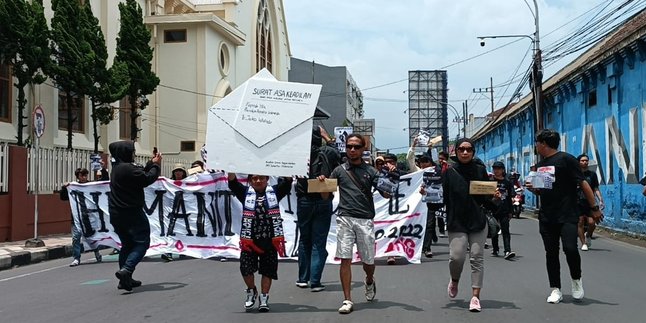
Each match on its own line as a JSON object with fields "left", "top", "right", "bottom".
{"left": 418, "top": 154, "right": 431, "bottom": 162}
{"left": 492, "top": 161, "right": 505, "bottom": 169}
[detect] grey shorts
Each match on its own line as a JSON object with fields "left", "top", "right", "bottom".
{"left": 335, "top": 216, "right": 375, "bottom": 265}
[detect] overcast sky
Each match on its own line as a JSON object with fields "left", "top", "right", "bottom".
{"left": 283, "top": 0, "right": 642, "bottom": 153}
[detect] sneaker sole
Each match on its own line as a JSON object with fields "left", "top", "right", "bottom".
{"left": 547, "top": 297, "right": 562, "bottom": 304}
{"left": 295, "top": 282, "right": 308, "bottom": 288}
{"left": 311, "top": 287, "right": 326, "bottom": 292}
{"left": 258, "top": 306, "right": 269, "bottom": 312}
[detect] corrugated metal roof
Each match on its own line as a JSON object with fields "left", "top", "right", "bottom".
{"left": 472, "top": 9, "right": 646, "bottom": 139}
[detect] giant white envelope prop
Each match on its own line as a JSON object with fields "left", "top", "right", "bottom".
{"left": 206, "top": 69, "right": 322, "bottom": 176}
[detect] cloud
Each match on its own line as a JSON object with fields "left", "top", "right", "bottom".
{"left": 284, "top": 0, "right": 610, "bottom": 152}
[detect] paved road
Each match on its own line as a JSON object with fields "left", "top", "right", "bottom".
{"left": 1, "top": 214, "right": 644, "bottom": 323}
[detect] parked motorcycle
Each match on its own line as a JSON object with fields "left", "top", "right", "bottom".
{"left": 512, "top": 186, "right": 524, "bottom": 218}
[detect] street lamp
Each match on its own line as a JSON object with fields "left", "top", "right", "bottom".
{"left": 477, "top": 0, "right": 542, "bottom": 161}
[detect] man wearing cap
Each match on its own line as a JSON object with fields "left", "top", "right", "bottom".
{"left": 408, "top": 139, "right": 445, "bottom": 255}
{"left": 490, "top": 161, "right": 516, "bottom": 260}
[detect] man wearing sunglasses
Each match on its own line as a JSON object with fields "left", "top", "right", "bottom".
{"left": 316, "top": 134, "right": 394, "bottom": 314}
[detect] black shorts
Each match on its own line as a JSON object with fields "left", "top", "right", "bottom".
{"left": 239, "top": 247, "right": 278, "bottom": 280}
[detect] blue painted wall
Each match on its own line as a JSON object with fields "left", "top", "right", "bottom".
{"left": 474, "top": 35, "right": 646, "bottom": 235}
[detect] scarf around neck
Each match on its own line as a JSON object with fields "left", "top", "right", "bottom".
{"left": 240, "top": 185, "right": 283, "bottom": 240}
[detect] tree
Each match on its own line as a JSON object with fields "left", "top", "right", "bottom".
{"left": 49, "top": 0, "right": 93, "bottom": 150}
{"left": 0, "top": 0, "right": 51, "bottom": 146}
{"left": 80, "top": 2, "right": 129, "bottom": 153}
{"left": 114, "top": 0, "right": 159, "bottom": 141}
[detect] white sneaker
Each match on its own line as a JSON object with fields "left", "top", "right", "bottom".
{"left": 581, "top": 244, "right": 589, "bottom": 251}
{"left": 295, "top": 281, "right": 308, "bottom": 288}
{"left": 244, "top": 288, "right": 257, "bottom": 310}
{"left": 572, "top": 279, "right": 584, "bottom": 300}
{"left": 365, "top": 279, "right": 376, "bottom": 301}
{"left": 547, "top": 288, "right": 563, "bottom": 304}
{"left": 258, "top": 293, "right": 269, "bottom": 312}
{"left": 338, "top": 300, "right": 353, "bottom": 314}
{"left": 69, "top": 259, "right": 80, "bottom": 267}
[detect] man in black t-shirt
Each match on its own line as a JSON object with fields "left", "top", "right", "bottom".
{"left": 576, "top": 154, "right": 604, "bottom": 251}
{"left": 526, "top": 129, "right": 603, "bottom": 305}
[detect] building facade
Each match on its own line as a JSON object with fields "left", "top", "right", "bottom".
{"left": 0, "top": 0, "right": 292, "bottom": 161}
{"left": 288, "top": 57, "right": 364, "bottom": 133}
{"left": 472, "top": 11, "right": 646, "bottom": 235}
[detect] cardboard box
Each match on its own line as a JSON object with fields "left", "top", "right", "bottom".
{"left": 429, "top": 135, "right": 443, "bottom": 145}
{"left": 469, "top": 181, "right": 497, "bottom": 195}
{"left": 307, "top": 179, "right": 338, "bottom": 193}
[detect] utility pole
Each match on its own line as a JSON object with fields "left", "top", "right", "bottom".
{"left": 463, "top": 100, "right": 468, "bottom": 138}
{"left": 473, "top": 77, "right": 495, "bottom": 116}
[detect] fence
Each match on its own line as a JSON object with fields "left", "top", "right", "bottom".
{"left": 0, "top": 142, "right": 8, "bottom": 193}
{"left": 23, "top": 146, "right": 193, "bottom": 193}
{"left": 27, "top": 146, "right": 95, "bottom": 193}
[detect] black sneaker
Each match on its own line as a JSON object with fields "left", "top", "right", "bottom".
{"left": 118, "top": 278, "right": 142, "bottom": 290}
{"left": 491, "top": 250, "right": 499, "bottom": 257}
{"left": 115, "top": 269, "right": 133, "bottom": 292}
{"left": 424, "top": 250, "right": 433, "bottom": 258}
{"left": 311, "top": 284, "right": 326, "bottom": 292}
{"left": 504, "top": 251, "right": 516, "bottom": 260}
{"left": 161, "top": 254, "right": 173, "bottom": 262}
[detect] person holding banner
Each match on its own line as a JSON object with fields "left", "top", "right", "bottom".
{"left": 108, "top": 141, "right": 162, "bottom": 292}
{"left": 228, "top": 173, "right": 293, "bottom": 312}
{"left": 443, "top": 138, "right": 500, "bottom": 312}
{"left": 318, "top": 134, "right": 394, "bottom": 314}
{"left": 60, "top": 168, "right": 103, "bottom": 267}
{"left": 295, "top": 126, "right": 340, "bottom": 292}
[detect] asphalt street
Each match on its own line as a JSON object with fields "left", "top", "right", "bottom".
{"left": 1, "top": 214, "right": 644, "bottom": 323}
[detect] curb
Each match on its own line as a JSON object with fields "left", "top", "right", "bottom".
{"left": 0, "top": 244, "right": 72, "bottom": 271}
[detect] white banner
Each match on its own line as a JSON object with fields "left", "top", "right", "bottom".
{"left": 67, "top": 170, "right": 428, "bottom": 263}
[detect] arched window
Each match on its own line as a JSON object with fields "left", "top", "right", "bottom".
{"left": 256, "top": 0, "right": 272, "bottom": 73}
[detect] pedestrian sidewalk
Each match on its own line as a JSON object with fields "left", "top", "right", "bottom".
{"left": 0, "top": 234, "right": 72, "bottom": 271}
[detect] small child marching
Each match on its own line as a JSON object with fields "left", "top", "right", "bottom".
{"left": 228, "top": 173, "right": 293, "bottom": 312}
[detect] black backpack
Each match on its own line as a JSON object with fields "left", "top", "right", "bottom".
{"left": 310, "top": 145, "right": 340, "bottom": 178}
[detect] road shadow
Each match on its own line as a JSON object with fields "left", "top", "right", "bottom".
{"left": 570, "top": 297, "right": 618, "bottom": 306}
{"left": 124, "top": 281, "right": 188, "bottom": 294}
{"left": 359, "top": 299, "right": 424, "bottom": 312}
{"left": 443, "top": 299, "right": 519, "bottom": 310}
{"left": 238, "top": 303, "right": 337, "bottom": 314}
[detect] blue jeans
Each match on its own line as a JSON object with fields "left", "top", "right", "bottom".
{"left": 71, "top": 224, "right": 83, "bottom": 260}
{"left": 296, "top": 197, "right": 333, "bottom": 286}
{"left": 110, "top": 207, "right": 151, "bottom": 273}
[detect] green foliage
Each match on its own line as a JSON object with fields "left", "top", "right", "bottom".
{"left": 50, "top": 0, "right": 93, "bottom": 149}
{"left": 80, "top": 2, "right": 128, "bottom": 152}
{"left": 0, "top": 0, "right": 51, "bottom": 146}
{"left": 114, "top": 0, "right": 160, "bottom": 141}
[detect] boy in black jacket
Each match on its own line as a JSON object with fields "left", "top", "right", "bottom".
{"left": 490, "top": 161, "right": 516, "bottom": 259}
{"left": 108, "top": 141, "right": 161, "bottom": 292}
